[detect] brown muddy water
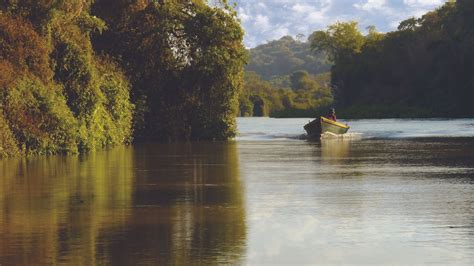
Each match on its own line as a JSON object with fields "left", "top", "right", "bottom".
{"left": 1, "top": 118, "right": 473, "bottom": 265}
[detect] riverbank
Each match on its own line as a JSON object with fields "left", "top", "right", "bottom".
{"left": 265, "top": 104, "right": 472, "bottom": 119}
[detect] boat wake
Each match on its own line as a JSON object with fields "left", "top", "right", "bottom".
{"left": 320, "top": 132, "right": 363, "bottom": 140}
{"left": 237, "top": 132, "right": 365, "bottom": 141}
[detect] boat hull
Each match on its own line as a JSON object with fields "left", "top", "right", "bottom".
{"left": 304, "top": 117, "right": 349, "bottom": 139}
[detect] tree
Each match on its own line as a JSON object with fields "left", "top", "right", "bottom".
{"left": 0, "top": 13, "right": 78, "bottom": 155}
{"left": 397, "top": 17, "right": 419, "bottom": 31}
{"left": 309, "top": 0, "right": 474, "bottom": 117}
{"left": 249, "top": 95, "right": 266, "bottom": 117}
{"left": 290, "top": 71, "right": 318, "bottom": 91}
{"left": 0, "top": 0, "right": 134, "bottom": 156}
{"left": 92, "top": 0, "right": 246, "bottom": 141}
{"left": 365, "top": 25, "right": 385, "bottom": 45}
{"left": 310, "top": 21, "right": 365, "bottom": 61}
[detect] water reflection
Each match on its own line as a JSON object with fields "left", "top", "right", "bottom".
{"left": 0, "top": 142, "right": 246, "bottom": 265}
{"left": 320, "top": 138, "right": 350, "bottom": 163}
{"left": 237, "top": 137, "right": 474, "bottom": 264}
{"left": 104, "top": 142, "right": 246, "bottom": 265}
{"left": 317, "top": 138, "right": 364, "bottom": 178}
{"left": 0, "top": 146, "right": 134, "bottom": 264}
{"left": 2, "top": 124, "right": 474, "bottom": 264}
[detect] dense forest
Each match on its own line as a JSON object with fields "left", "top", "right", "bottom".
{"left": 0, "top": 0, "right": 245, "bottom": 157}
{"left": 1, "top": 0, "right": 473, "bottom": 157}
{"left": 246, "top": 36, "right": 330, "bottom": 80}
{"left": 239, "top": 70, "right": 333, "bottom": 117}
{"left": 241, "top": 0, "right": 474, "bottom": 119}
{"left": 311, "top": 0, "right": 474, "bottom": 118}
{"left": 239, "top": 36, "right": 333, "bottom": 117}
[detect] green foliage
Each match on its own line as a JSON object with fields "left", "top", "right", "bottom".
{"left": 0, "top": 12, "right": 77, "bottom": 155}
{"left": 246, "top": 36, "right": 331, "bottom": 80}
{"left": 250, "top": 94, "right": 270, "bottom": 117}
{"left": 241, "top": 34, "right": 336, "bottom": 118}
{"left": 310, "top": 21, "right": 365, "bottom": 61}
{"left": 239, "top": 71, "right": 333, "bottom": 118}
{"left": 397, "top": 17, "right": 419, "bottom": 31}
{"left": 0, "top": 2, "right": 134, "bottom": 157}
{"left": 365, "top": 25, "right": 385, "bottom": 45}
{"left": 0, "top": 111, "right": 19, "bottom": 157}
{"left": 0, "top": 0, "right": 94, "bottom": 33}
{"left": 311, "top": 1, "right": 474, "bottom": 117}
{"left": 0, "top": 0, "right": 249, "bottom": 157}
{"left": 0, "top": 12, "right": 52, "bottom": 82}
{"left": 97, "top": 57, "right": 134, "bottom": 144}
{"left": 93, "top": 0, "right": 246, "bottom": 141}
{"left": 49, "top": 7, "right": 134, "bottom": 151}
{"left": 290, "top": 70, "right": 319, "bottom": 91}
{"left": 4, "top": 77, "right": 78, "bottom": 155}
{"left": 239, "top": 94, "right": 253, "bottom": 117}
{"left": 52, "top": 31, "right": 101, "bottom": 118}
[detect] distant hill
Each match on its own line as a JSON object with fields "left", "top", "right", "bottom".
{"left": 245, "top": 36, "right": 331, "bottom": 80}
{"left": 239, "top": 36, "right": 334, "bottom": 118}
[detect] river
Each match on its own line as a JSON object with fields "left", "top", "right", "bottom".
{"left": 1, "top": 118, "right": 473, "bottom": 264}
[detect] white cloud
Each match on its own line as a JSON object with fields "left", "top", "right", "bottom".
{"left": 307, "top": 10, "right": 328, "bottom": 24}
{"left": 354, "top": 0, "right": 387, "bottom": 12}
{"left": 257, "top": 2, "right": 266, "bottom": 9}
{"left": 389, "top": 20, "right": 400, "bottom": 29}
{"left": 404, "top": 0, "right": 443, "bottom": 7}
{"left": 238, "top": 7, "right": 250, "bottom": 22}
{"left": 254, "top": 14, "right": 271, "bottom": 32}
{"left": 305, "top": 0, "right": 333, "bottom": 25}
{"left": 270, "top": 26, "right": 290, "bottom": 39}
{"left": 292, "top": 3, "right": 315, "bottom": 14}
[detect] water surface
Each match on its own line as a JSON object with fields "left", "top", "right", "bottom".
{"left": 1, "top": 118, "right": 473, "bottom": 264}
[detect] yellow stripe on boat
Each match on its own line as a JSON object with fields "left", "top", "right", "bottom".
{"left": 321, "top": 117, "right": 349, "bottom": 129}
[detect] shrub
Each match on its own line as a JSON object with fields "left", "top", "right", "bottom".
{"left": 4, "top": 77, "right": 78, "bottom": 155}
{"left": 0, "top": 13, "right": 52, "bottom": 81}
{"left": 96, "top": 56, "right": 134, "bottom": 144}
{"left": 51, "top": 23, "right": 133, "bottom": 150}
{"left": 0, "top": 111, "right": 19, "bottom": 157}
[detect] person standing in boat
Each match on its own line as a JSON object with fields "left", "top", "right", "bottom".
{"left": 328, "top": 108, "right": 337, "bottom": 121}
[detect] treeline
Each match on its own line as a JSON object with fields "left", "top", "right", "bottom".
{"left": 311, "top": 0, "right": 474, "bottom": 118}
{"left": 240, "top": 36, "right": 333, "bottom": 117}
{"left": 0, "top": 0, "right": 245, "bottom": 157}
{"left": 239, "top": 71, "right": 333, "bottom": 117}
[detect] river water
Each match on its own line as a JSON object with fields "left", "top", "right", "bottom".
{"left": 1, "top": 118, "right": 473, "bottom": 265}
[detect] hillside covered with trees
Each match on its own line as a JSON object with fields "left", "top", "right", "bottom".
{"left": 246, "top": 36, "right": 331, "bottom": 81}
{"left": 311, "top": 0, "right": 474, "bottom": 118}
{"left": 239, "top": 36, "right": 333, "bottom": 117}
{"left": 239, "top": 70, "right": 333, "bottom": 118}
{"left": 0, "top": 0, "right": 245, "bottom": 157}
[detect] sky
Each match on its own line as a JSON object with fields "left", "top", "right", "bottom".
{"left": 230, "top": 0, "right": 448, "bottom": 48}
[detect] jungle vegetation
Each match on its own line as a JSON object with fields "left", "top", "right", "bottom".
{"left": 311, "top": 0, "right": 474, "bottom": 118}
{"left": 246, "top": 35, "right": 331, "bottom": 81}
{"left": 1, "top": 0, "right": 472, "bottom": 157}
{"left": 239, "top": 70, "right": 333, "bottom": 118}
{"left": 0, "top": 0, "right": 245, "bottom": 156}
{"left": 241, "top": 0, "right": 473, "bottom": 119}
{"left": 239, "top": 36, "right": 334, "bottom": 118}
